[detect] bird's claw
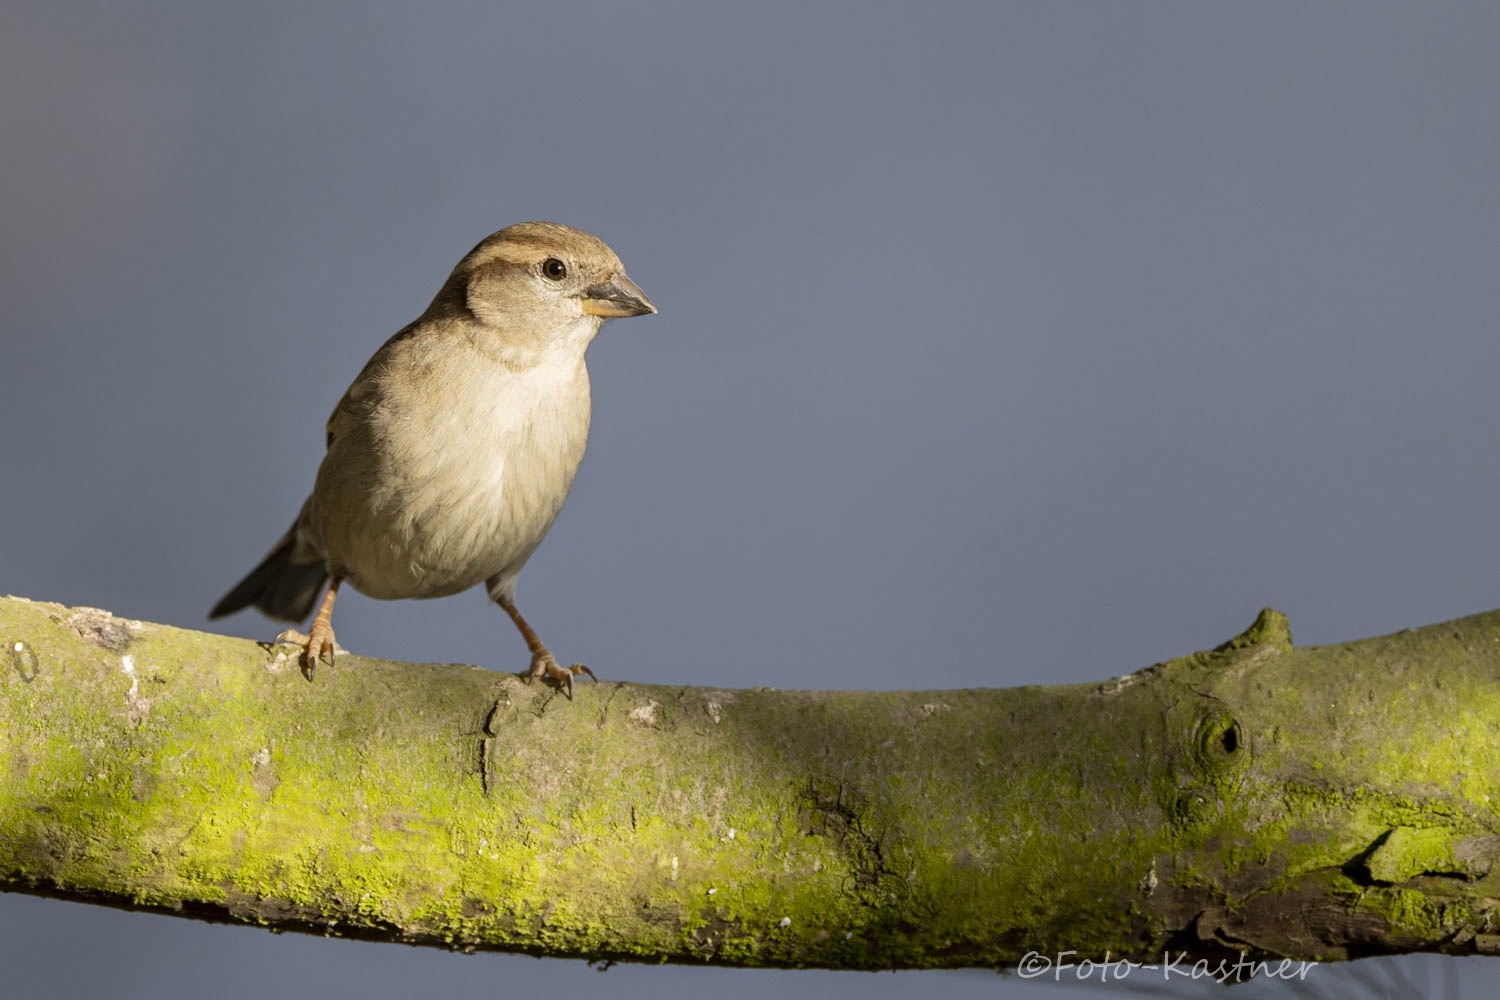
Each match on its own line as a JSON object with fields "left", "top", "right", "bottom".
{"left": 527, "top": 652, "right": 597, "bottom": 699}
{"left": 276, "top": 625, "right": 337, "bottom": 680}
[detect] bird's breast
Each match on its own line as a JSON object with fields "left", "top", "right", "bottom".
{"left": 314, "top": 346, "right": 592, "bottom": 600}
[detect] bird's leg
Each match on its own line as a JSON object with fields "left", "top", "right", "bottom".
{"left": 497, "top": 596, "right": 595, "bottom": 698}
{"left": 276, "top": 577, "right": 341, "bottom": 680}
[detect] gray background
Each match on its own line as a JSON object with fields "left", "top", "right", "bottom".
{"left": 2, "top": 2, "right": 1497, "bottom": 997}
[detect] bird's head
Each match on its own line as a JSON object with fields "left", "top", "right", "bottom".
{"left": 445, "top": 222, "right": 655, "bottom": 346}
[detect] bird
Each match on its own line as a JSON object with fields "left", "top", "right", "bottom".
{"left": 210, "top": 221, "right": 655, "bottom": 694}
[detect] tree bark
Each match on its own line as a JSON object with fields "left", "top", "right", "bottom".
{"left": 1, "top": 594, "right": 1497, "bottom": 973}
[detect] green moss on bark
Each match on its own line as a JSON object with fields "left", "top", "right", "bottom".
{"left": 3, "top": 597, "right": 1500, "bottom": 968}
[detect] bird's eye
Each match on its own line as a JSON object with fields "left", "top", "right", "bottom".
{"left": 541, "top": 258, "right": 567, "bottom": 281}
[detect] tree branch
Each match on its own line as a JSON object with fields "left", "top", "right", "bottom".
{"left": 2, "top": 594, "right": 1498, "bottom": 970}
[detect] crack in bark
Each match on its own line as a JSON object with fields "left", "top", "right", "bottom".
{"left": 798, "top": 778, "right": 909, "bottom": 908}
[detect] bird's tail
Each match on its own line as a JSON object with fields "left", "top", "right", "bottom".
{"left": 209, "top": 524, "right": 328, "bottom": 623}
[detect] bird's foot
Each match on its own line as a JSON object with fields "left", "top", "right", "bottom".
{"left": 526, "top": 651, "right": 597, "bottom": 699}
{"left": 276, "top": 623, "right": 337, "bottom": 681}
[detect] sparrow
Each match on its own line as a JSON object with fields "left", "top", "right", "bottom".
{"left": 210, "top": 221, "right": 655, "bottom": 693}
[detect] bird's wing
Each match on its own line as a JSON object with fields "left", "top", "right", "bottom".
{"left": 324, "top": 323, "right": 421, "bottom": 449}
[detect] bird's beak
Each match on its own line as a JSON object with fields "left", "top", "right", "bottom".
{"left": 581, "top": 273, "right": 657, "bottom": 318}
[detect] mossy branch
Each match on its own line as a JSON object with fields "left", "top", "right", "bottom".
{"left": 3, "top": 594, "right": 1500, "bottom": 971}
